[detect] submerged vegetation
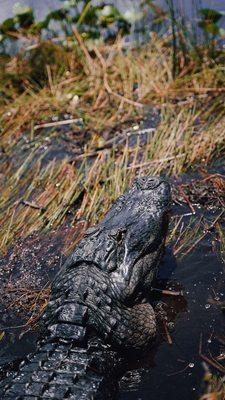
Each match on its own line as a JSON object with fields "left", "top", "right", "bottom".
{"left": 0, "top": 1, "right": 225, "bottom": 398}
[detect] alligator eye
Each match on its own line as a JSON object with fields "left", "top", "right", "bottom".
{"left": 109, "top": 229, "right": 126, "bottom": 243}
{"left": 116, "top": 230, "right": 125, "bottom": 243}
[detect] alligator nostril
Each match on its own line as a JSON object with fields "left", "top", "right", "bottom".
{"left": 148, "top": 179, "right": 157, "bottom": 185}
{"left": 134, "top": 176, "right": 167, "bottom": 191}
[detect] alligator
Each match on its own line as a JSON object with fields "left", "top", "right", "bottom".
{"left": 1, "top": 175, "right": 171, "bottom": 399}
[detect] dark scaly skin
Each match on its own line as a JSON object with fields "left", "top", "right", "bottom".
{"left": 1, "top": 176, "right": 171, "bottom": 399}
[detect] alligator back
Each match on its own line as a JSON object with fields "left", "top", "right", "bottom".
{"left": 1, "top": 277, "right": 119, "bottom": 400}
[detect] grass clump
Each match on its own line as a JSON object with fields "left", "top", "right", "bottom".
{"left": 0, "top": 34, "right": 225, "bottom": 253}
{"left": 200, "top": 372, "right": 225, "bottom": 400}
{"left": 0, "top": 101, "right": 224, "bottom": 254}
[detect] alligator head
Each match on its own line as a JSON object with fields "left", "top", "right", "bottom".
{"left": 73, "top": 176, "right": 171, "bottom": 302}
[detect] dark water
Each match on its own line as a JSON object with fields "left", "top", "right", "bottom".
{"left": 119, "top": 221, "right": 225, "bottom": 399}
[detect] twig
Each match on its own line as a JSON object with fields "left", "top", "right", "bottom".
{"left": 180, "top": 210, "right": 224, "bottom": 257}
{"left": 152, "top": 288, "right": 183, "bottom": 296}
{"left": 208, "top": 348, "right": 225, "bottom": 372}
{"left": 70, "top": 149, "right": 109, "bottom": 162}
{"left": 1, "top": 207, "right": 16, "bottom": 248}
{"left": 217, "top": 353, "right": 225, "bottom": 361}
{"left": 172, "top": 220, "right": 184, "bottom": 249}
{"left": 95, "top": 127, "right": 155, "bottom": 150}
{"left": 72, "top": 27, "right": 95, "bottom": 73}
{"left": 167, "top": 363, "right": 191, "bottom": 376}
{"left": 34, "top": 118, "right": 83, "bottom": 131}
{"left": 163, "top": 321, "right": 173, "bottom": 345}
{"left": 178, "top": 185, "right": 195, "bottom": 214}
{"left": 179, "top": 86, "right": 225, "bottom": 93}
{"left": 127, "top": 153, "right": 186, "bottom": 169}
{"left": 126, "top": 127, "right": 156, "bottom": 137}
{"left": 93, "top": 46, "right": 143, "bottom": 109}
{"left": 201, "top": 173, "right": 225, "bottom": 182}
{"left": 21, "top": 200, "right": 44, "bottom": 210}
{"left": 218, "top": 197, "right": 225, "bottom": 208}
{"left": 199, "top": 333, "right": 225, "bottom": 373}
{"left": 46, "top": 65, "right": 54, "bottom": 95}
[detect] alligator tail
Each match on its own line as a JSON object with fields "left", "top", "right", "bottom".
{"left": 1, "top": 337, "right": 118, "bottom": 400}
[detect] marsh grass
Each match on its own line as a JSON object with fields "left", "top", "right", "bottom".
{"left": 1, "top": 34, "right": 225, "bottom": 146}
{"left": 215, "top": 223, "right": 225, "bottom": 264}
{"left": 200, "top": 373, "right": 225, "bottom": 400}
{"left": 0, "top": 107, "right": 223, "bottom": 254}
{"left": 169, "top": 215, "right": 204, "bottom": 258}
{"left": 5, "top": 284, "right": 51, "bottom": 329}
{"left": 0, "top": 33, "right": 225, "bottom": 253}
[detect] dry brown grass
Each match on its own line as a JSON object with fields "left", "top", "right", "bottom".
{"left": 0, "top": 106, "right": 224, "bottom": 253}
{"left": 200, "top": 373, "right": 225, "bottom": 400}
{"left": 1, "top": 34, "right": 225, "bottom": 148}
{"left": 0, "top": 34, "right": 225, "bottom": 254}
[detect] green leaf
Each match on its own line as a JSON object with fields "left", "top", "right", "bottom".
{"left": 46, "top": 9, "right": 68, "bottom": 21}
{"left": 199, "top": 8, "right": 225, "bottom": 23}
{"left": 219, "top": 27, "right": 225, "bottom": 36}
{"left": 33, "top": 19, "right": 50, "bottom": 31}
{"left": 13, "top": 3, "right": 31, "bottom": 15}
{"left": 16, "top": 9, "right": 35, "bottom": 28}
{"left": 77, "top": 1, "right": 92, "bottom": 26}
{"left": 0, "top": 18, "right": 16, "bottom": 33}
{"left": 124, "top": 10, "right": 144, "bottom": 24}
{"left": 198, "top": 21, "right": 220, "bottom": 35}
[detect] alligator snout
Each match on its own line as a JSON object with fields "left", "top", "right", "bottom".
{"left": 134, "top": 176, "right": 169, "bottom": 191}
